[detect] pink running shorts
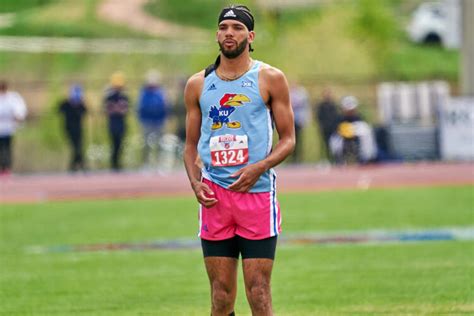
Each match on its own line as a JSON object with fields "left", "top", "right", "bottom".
{"left": 199, "top": 178, "right": 281, "bottom": 241}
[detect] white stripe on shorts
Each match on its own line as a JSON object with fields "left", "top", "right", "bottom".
{"left": 269, "top": 171, "right": 276, "bottom": 236}
{"left": 198, "top": 204, "right": 202, "bottom": 237}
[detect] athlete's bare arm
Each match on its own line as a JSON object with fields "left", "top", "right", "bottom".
{"left": 183, "top": 71, "right": 218, "bottom": 207}
{"left": 229, "top": 65, "right": 295, "bottom": 192}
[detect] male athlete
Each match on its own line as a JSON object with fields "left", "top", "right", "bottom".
{"left": 183, "top": 5, "right": 295, "bottom": 316}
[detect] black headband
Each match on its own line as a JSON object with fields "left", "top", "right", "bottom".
{"left": 218, "top": 6, "right": 254, "bottom": 31}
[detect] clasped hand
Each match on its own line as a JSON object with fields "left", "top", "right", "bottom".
{"left": 228, "top": 162, "right": 266, "bottom": 193}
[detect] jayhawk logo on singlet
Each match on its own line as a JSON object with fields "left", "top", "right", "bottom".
{"left": 208, "top": 93, "right": 251, "bottom": 130}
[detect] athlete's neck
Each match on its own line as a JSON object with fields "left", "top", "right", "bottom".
{"left": 217, "top": 53, "right": 253, "bottom": 81}
{"left": 218, "top": 52, "right": 252, "bottom": 74}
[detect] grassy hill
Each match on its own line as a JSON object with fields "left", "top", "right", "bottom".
{"left": 144, "top": 0, "right": 459, "bottom": 81}
{"left": 0, "top": 0, "right": 53, "bottom": 13}
{"left": 0, "top": 0, "right": 148, "bottom": 38}
{"left": 0, "top": 0, "right": 459, "bottom": 79}
{"left": 0, "top": 0, "right": 459, "bottom": 81}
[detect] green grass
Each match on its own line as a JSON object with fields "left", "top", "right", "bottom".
{"left": 145, "top": 0, "right": 234, "bottom": 29}
{"left": 1, "top": 186, "right": 473, "bottom": 315}
{"left": 385, "top": 40, "right": 460, "bottom": 81}
{"left": 144, "top": 0, "right": 319, "bottom": 30}
{"left": 0, "top": 0, "right": 459, "bottom": 80}
{"left": 0, "top": 0, "right": 149, "bottom": 38}
{"left": 0, "top": 0, "right": 53, "bottom": 13}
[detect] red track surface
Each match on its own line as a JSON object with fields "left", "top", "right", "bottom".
{"left": 1, "top": 162, "right": 472, "bottom": 204}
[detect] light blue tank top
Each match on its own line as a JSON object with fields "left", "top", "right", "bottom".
{"left": 198, "top": 60, "right": 276, "bottom": 193}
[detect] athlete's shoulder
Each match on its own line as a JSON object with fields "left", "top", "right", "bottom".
{"left": 186, "top": 70, "right": 205, "bottom": 89}
{"left": 258, "top": 62, "right": 287, "bottom": 83}
{"left": 258, "top": 62, "right": 288, "bottom": 97}
{"left": 185, "top": 70, "right": 205, "bottom": 98}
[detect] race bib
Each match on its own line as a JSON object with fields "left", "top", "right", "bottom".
{"left": 210, "top": 134, "right": 249, "bottom": 167}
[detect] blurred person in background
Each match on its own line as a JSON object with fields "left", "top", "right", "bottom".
{"left": 104, "top": 72, "right": 129, "bottom": 171}
{"left": 137, "top": 70, "right": 168, "bottom": 168}
{"left": 58, "top": 84, "right": 87, "bottom": 172}
{"left": 290, "top": 82, "right": 310, "bottom": 163}
{"left": 316, "top": 87, "right": 339, "bottom": 162}
{"left": 0, "top": 80, "right": 27, "bottom": 176}
{"left": 173, "top": 77, "right": 188, "bottom": 144}
{"left": 329, "top": 96, "right": 377, "bottom": 164}
{"left": 169, "top": 77, "right": 188, "bottom": 164}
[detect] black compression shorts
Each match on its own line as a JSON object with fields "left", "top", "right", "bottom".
{"left": 201, "top": 235, "right": 277, "bottom": 260}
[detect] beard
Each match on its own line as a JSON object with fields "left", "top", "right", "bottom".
{"left": 218, "top": 38, "right": 248, "bottom": 59}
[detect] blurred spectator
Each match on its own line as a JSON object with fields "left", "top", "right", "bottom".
{"left": 0, "top": 80, "right": 27, "bottom": 175}
{"left": 290, "top": 83, "right": 310, "bottom": 163}
{"left": 373, "top": 125, "right": 392, "bottom": 162}
{"left": 137, "top": 70, "right": 168, "bottom": 167}
{"left": 173, "top": 77, "right": 187, "bottom": 144}
{"left": 58, "top": 84, "right": 87, "bottom": 172}
{"left": 329, "top": 96, "right": 377, "bottom": 164}
{"left": 316, "top": 87, "right": 339, "bottom": 162}
{"left": 104, "top": 72, "right": 129, "bottom": 171}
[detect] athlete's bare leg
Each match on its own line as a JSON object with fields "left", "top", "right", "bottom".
{"left": 242, "top": 258, "right": 274, "bottom": 316}
{"left": 204, "top": 257, "right": 239, "bottom": 316}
